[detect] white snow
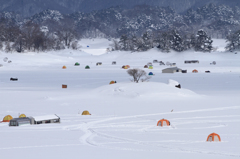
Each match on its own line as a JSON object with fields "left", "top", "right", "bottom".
{"left": 0, "top": 38, "right": 240, "bottom": 159}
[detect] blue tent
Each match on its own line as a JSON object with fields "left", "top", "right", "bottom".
{"left": 148, "top": 72, "right": 153, "bottom": 75}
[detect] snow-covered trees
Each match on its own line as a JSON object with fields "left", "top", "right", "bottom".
{"left": 195, "top": 29, "right": 213, "bottom": 52}
{"left": 225, "top": 30, "right": 240, "bottom": 51}
{"left": 169, "top": 30, "right": 185, "bottom": 52}
{"left": 119, "top": 34, "right": 129, "bottom": 51}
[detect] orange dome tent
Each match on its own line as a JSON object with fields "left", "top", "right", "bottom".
{"left": 2, "top": 115, "right": 13, "bottom": 122}
{"left": 157, "top": 119, "right": 170, "bottom": 126}
{"left": 19, "top": 114, "right": 26, "bottom": 118}
{"left": 207, "top": 133, "right": 221, "bottom": 142}
{"left": 109, "top": 81, "right": 115, "bottom": 84}
{"left": 192, "top": 69, "right": 198, "bottom": 73}
{"left": 62, "top": 66, "right": 67, "bottom": 69}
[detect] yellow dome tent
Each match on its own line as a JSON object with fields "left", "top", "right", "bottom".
{"left": 2, "top": 115, "right": 13, "bottom": 122}
{"left": 149, "top": 66, "right": 153, "bottom": 69}
{"left": 82, "top": 111, "right": 91, "bottom": 115}
{"left": 19, "top": 114, "right": 26, "bottom": 118}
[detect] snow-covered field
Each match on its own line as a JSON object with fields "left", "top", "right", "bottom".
{"left": 0, "top": 39, "right": 240, "bottom": 159}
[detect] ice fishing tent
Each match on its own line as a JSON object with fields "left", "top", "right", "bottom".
{"left": 75, "top": 62, "right": 80, "bottom": 66}
{"left": 192, "top": 69, "right": 198, "bottom": 73}
{"left": 185, "top": 60, "right": 199, "bottom": 64}
{"left": 9, "top": 117, "right": 31, "bottom": 126}
{"left": 109, "top": 81, "right": 115, "bottom": 84}
{"left": 85, "top": 65, "right": 90, "bottom": 69}
{"left": 2, "top": 115, "right": 13, "bottom": 122}
{"left": 144, "top": 65, "right": 148, "bottom": 68}
{"left": 148, "top": 72, "right": 153, "bottom": 75}
{"left": 62, "top": 66, "right": 67, "bottom": 69}
{"left": 153, "top": 60, "right": 158, "bottom": 63}
{"left": 29, "top": 114, "right": 60, "bottom": 124}
{"left": 112, "top": 61, "right": 116, "bottom": 65}
{"left": 182, "top": 70, "right": 187, "bottom": 73}
{"left": 82, "top": 111, "right": 91, "bottom": 115}
{"left": 19, "top": 114, "right": 26, "bottom": 118}
{"left": 10, "top": 78, "right": 18, "bottom": 81}
{"left": 147, "top": 62, "right": 152, "bottom": 66}
{"left": 159, "top": 61, "right": 165, "bottom": 65}
{"left": 157, "top": 119, "right": 170, "bottom": 126}
{"left": 207, "top": 133, "right": 221, "bottom": 142}
{"left": 149, "top": 66, "right": 153, "bottom": 69}
{"left": 96, "top": 62, "right": 102, "bottom": 66}
{"left": 162, "top": 67, "right": 182, "bottom": 73}
{"left": 122, "top": 65, "right": 128, "bottom": 69}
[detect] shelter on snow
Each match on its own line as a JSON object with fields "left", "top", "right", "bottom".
{"left": 29, "top": 114, "right": 60, "bottom": 125}
{"left": 82, "top": 111, "right": 91, "bottom": 115}
{"left": 62, "top": 84, "right": 67, "bottom": 88}
{"left": 148, "top": 72, "right": 154, "bottom": 76}
{"left": 149, "top": 66, "right": 153, "bottom": 69}
{"left": 147, "top": 62, "right": 152, "bottom": 66}
{"left": 144, "top": 65, "right": 148, "bottom": 68}
{"left": 85, "top": 65, "right": 90, "bottom": 69}
{"left": 10, "top": 78, "right": 18, "bottom": 81}
{"left": 192, "top": 69, "right": 198, "bottom": 73}
{"left": 162, "top": 67, "right": 182, "bottom": 73}
{"left": 112, "top": 61, "right": 116, "bottom": 65}
{"left": 126, "top": 65, "right": 130, "bottom": 68}
{"left": 182, "top": 70, "right": 187, "bottom": 73}
{"left": 2, "top": 115, "right": 13, "bottom": 122}
{"left": 157, "top": 119, "right": 170, "bottom": 126}
{"left": 184, "top": 60, "right": 199, "bottom": 64}
{"left": 210, "top": 61, "right": 216, "bottom": 65}
{"left": 96, "top": 62, "right": 102, "bottom": 66}
{"left": 19, "top": 114, "right": 26, "bottom": 118}
{"left": 9, "top": 117, "right": 31, "bottom": 126}
{"left": 75, "top": 62, "right": 80, "bottom": 66}
{"left": 62, "top": 66, "right": 67, "bottom": 69}
{"left": 153, "top": 60, "right": 158, "bottom": 63}
{"left": 207, "top": 133, "right": 221, "bottom": 142}
{"left": 109, "top": 81, "right": 115, "bottom": 84}
{"left": 122, "top": 65, "right": 128, "bottom": 69}
{"left": 159, "top": 61, "right": 165, "bottom": 65}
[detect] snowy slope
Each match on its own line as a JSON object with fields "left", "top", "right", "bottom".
{"left": 0, "top": 39, "right": 239, "bottom": 159}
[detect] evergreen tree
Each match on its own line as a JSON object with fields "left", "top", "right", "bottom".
{"left": 119, "top": 34, "right": 129, "bottom": 51}
{"left": 195, "top": 29, "right": 213, "bottom": 52}
{"left": 157, "top": 31, "right": 170, "bottom": 53}
{"left": 225, "top": 30, "right": 240, "bottom": 51}
{"left": 169, "top": 30, "right": 184, "bottom": 52}
{"left": 141, "top": 32, "right": 152, "bottom": 51}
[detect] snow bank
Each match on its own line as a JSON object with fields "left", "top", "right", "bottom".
{"left": 93, "top": 82, "right": 200, "bottom": 99}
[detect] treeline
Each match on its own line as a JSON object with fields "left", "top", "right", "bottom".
{"left": 111, "top": 29, "right": 213, "bottom": 52}
{"left": 0, "top": 17, "right": 80, "bottom": 52}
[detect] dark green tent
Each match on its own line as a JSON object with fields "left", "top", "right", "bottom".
{"left": 75, "top": 62, "right": 80, "bottom": 66}
{"left": 85, "top": 65, "right": 90, "bottom": 69}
